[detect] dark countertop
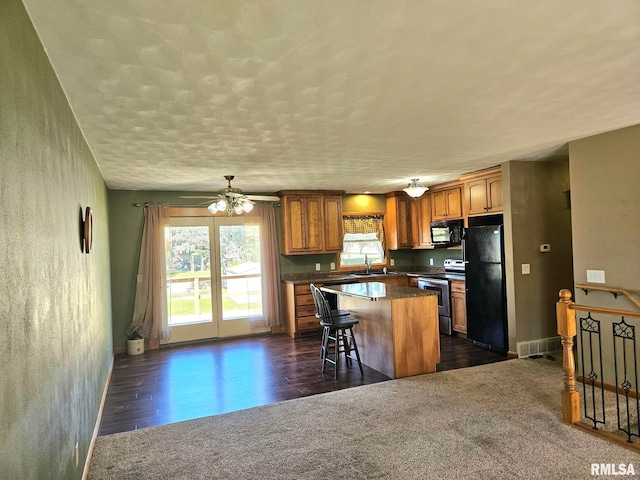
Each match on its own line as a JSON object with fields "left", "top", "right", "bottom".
{"left": 281, "top": 271, "right": 409, "bottom": 285}
{"left": 281, "top": 268, "right": 464, "bottom": 285}
{"left": 320, "top": 281, "right": 439, "bottom": 301}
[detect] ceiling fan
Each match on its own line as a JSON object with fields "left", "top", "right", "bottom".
{"left": 181, "top": 176, "right": 279, "bottom": 216}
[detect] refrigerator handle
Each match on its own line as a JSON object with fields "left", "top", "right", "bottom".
{"left": 462, "top": 229, "right": 468, "bottom": 263}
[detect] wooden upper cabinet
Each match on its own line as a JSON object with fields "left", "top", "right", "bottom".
{"left": 431, "top": 186, "right": 462, "bottom": 221}
{"left": 323, "top": 196, "right": 343, "bottom": 252}
{"left": 304, "top": 197, "right": 323, "bottom": 252}
{"left": 278, "top": 191, "right": 344, "bottom": 255}
{"left": 415, "top": 193, "right": 433, "bottom": 248}
{"left": 385, "top": 192, "right": 415, "bottom": 249}
{"left": 460, "top": 166, "right": 503, "bottom": 216}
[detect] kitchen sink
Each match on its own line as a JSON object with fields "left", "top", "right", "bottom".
{"left": 349, "top": 271, "right": 399, "bottom": 276}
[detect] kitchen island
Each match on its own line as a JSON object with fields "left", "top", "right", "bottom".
{"left": 320, "top": 282, "right": 440, "bottom": 379}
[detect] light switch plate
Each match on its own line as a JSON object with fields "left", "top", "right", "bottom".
{"left": 315, "top": 263, "right": 321, "bottom": 271}
{"left": 521, "top": 264, "right": 531, "bottom": 275}
{"left": 330, "top": 262, "right": 335, "bottom": 270}
{"left": 429, "top": 258, "right": 434, "bottom": 266}
{"left": 587, "top": 269, "right": 606, "bottom": 284}
{"left": 390, "top": 259, "right": 395, "bottom": 266}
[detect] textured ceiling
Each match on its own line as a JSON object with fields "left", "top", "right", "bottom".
{"left": 22, "top": 0, "right": 640, "bottom": 194}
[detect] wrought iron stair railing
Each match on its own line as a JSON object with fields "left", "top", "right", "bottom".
{"left": 557, "top": 288, "right": 640, "bottom": 453}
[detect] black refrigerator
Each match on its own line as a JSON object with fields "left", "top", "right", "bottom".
{"left": 464, "top": 224, "right": 508, "bottom": 352}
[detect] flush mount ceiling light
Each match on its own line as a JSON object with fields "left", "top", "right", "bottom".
{"left": 403, "top": 179, "right": 429, "bottom": 198}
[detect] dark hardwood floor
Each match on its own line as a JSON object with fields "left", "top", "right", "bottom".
{"left": 98, "top": 333, "right": 507, "bottom": 436}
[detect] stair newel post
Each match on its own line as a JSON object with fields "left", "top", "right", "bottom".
{"left": 557, "top": 289, "right": 580, "bottom": 424}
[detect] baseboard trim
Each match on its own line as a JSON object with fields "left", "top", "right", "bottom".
{"left": 507, "top": 351, "right": 518, "bottom": 359}
{"left": 82, "top": 354, "right": 114, "bottom": 480}
{"left": 576, "top": 375, "right": 639, "bottom": 400}
{"left": 114, "top": 346, "right": 126, "bottom": 355}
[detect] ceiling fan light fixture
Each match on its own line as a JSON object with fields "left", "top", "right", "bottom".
{"left": 207, "top": 202, "right": 219, "bottom": 214}
{"left": 216, "top": 198, "right": 228, "bottom": 211}
{"left": 233, "top": 203, "right": 244, "bottom": 215}
{"left": 243, "top": 201, "right": 254, "bottom": 213}
{"left": 403, "top": 178, "right": 428, "bottom": 198}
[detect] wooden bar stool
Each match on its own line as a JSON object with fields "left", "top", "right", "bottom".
{"left": 310, "top": 284, "right": 363, "bottom": 379}
{"left": 310, "top": 283, "right": 350, "bottom": 357}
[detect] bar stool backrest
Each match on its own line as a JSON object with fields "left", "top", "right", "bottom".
{"left": 310, "top": 284, "right": 334, "bottom": 325}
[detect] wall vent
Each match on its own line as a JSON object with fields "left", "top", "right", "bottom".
{"left": 516, "top": 336, "right": 562, "bottom": 358}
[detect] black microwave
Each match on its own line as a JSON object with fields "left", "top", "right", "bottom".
{"left": 430, "top": 219, "right": 463, "bottom": 247}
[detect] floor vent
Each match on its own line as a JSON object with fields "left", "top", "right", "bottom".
{"left": 517, "top": 336, "right": 562, "bottom": 358}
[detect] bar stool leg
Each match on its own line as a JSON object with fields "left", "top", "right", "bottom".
{"left": 349, "top": 327, "right": 364, "bottom": 375}
{"left": 333, "top": 327, "right": 340, "bottom": 379}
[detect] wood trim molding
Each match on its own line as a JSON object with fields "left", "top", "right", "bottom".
{"left": 426, "top": 180, "right": 464, "bottom": 192}
{"left": 83, "top": 355, "right": 114, "bottom": 480}
{"left": 577, "top": 375, "right": 639, "bottom": 400}
{"left": 276, "top": 190, "right": 345, "bottom": 197}
{"left": 458, "top": 165, "right": 502, "bottom": 182}
{"left": 572, "top": 421, "right": 640, "bottom": 455}
{"left": 342, "top": 211, "right": 386, "bottom": 216}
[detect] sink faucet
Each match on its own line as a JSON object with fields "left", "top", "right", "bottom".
{"left": 364, "top": 254, "right": 371, "bottom": 274}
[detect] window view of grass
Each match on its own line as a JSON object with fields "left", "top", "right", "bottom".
{"left": 167, "top": 223, "right": 263, "bottom": 327}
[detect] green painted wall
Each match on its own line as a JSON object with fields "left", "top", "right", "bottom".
{"left": 0, "top": 1, "right": 112, "bottom": 478}
{"left": 109, "top": 190, "right": 221, "bottom": 349}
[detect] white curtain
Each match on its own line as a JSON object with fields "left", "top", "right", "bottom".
{"left": 246, "top": 204, "right": 281, "bottom": 329}
{"left": 126, "top": 203, "right": 170, "bottom": 348}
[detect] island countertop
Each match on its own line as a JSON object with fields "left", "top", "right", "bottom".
{"left": 320, "top": 281, "right": 437, "bottom": 301}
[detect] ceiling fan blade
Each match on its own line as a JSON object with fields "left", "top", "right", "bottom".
{"left": 225, "top": 191, "right": 244, "bottom": 198}
{"left": 246, "top": 194, "right": 280, "bottom": 202}
{"left": 179, "top": 195, "right": 219, "bottom": 199}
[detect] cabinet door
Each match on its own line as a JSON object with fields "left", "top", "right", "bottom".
{"left": 416, "top": 194, "right": 433, "bottom": 248}
{"left": 431, "top": 190, "right": 448, "bottom": 221}
{"left": 304, "top": 197, "right": 324, "bottom": 252}
{"left": 466, "top": 179, "right": 488, "bottom": 215}
{"left": 450, "top": 281, "right": 467, "bottom": 334}
{"left": 487, "top": 176, "right": 503, "bottom": 212}
{"left": 323, "top": 197, "right": 343, "bottom": 252}
{"left": 386, "top": 194, "right": 414, "bottom": 249}
{"left": 283, "top": 197, "right": 306, "bottom": 253}
{"left": 446, "top": 187, "right": 462, "bottom": 219}
{"left": 396, "top": 196, "right": 413, "bottom": 247}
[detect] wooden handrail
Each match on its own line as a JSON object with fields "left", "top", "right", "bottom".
{"left": 575, "top": 283, "right": 640, "bottom": 310}
{"left": 569, "top": 303, "right": 640, "bottom": 318}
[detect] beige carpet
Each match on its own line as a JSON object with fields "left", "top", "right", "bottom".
{"left": 89, "top": 358, "right": 640, "bottom": 479}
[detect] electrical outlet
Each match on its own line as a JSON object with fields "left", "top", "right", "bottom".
{"left": 587, "top": 269, "right": 605, "bottom": 284}
{"left": 315, "top": 263, "right": 321, "bottom": 271}
{"left": 521, "top": 264, "right": 530, "bottom": 275}
{"left": 390, "top": 259, "right": 395, "bottom": 266}
{"left": 429, "top": 258, "right": 434, "bottom": 266}
{"left": 330, "top": 262, "right": 335, "bottom": 270}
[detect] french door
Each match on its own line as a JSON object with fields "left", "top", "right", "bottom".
{"left": 163, "top": 216, "right": 269, "bottom": 344}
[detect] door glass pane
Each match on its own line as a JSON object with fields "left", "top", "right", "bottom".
{"left": 166, "top": 226, "right": 213, "bottom": 326}
{"left": 219, "top": 224, "right": 263, "bottom": 320}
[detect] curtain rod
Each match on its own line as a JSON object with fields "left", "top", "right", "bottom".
{"left": 133, "top": 202, "right": 281, "bottom": 208}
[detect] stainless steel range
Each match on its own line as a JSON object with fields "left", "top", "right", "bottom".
{"left": 417, "top": 259, "right": 465, "bottom": 335}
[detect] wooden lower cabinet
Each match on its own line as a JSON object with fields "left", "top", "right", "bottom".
{"left": 381, "top": 275, "right": 409, "bottom": 287}
{"left": 283, "top": 276, "right": 410, "bottom": 337}
{"left": 450, "top": 280, "right": 467, "bottom": 334}
{"left": 283, "top": 282, "right": 321, "bottom": 337}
